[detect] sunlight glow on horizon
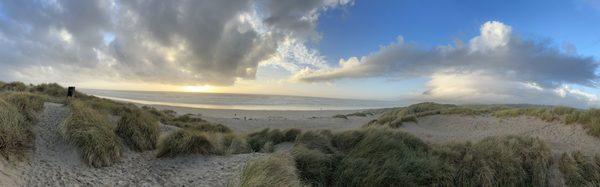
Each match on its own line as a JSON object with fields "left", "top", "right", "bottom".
{"left": 181, "top": 85, "right": 214, "bottom": 93}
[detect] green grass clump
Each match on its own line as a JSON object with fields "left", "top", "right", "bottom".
{"left": 0, "top": 92, "right": 46, "bottom": 122}
{"left": 436, "top": 136, "right": 552, "bottom": 186}
{"left": 334, "top": 128, "right": 453, "bottom": 186}
{"left": 156, "top": 129, "right": 215, "bottom": 157}
{"left": 291, "top": 145, "right": 339, "bottom": 186}
{"left": 237, "top": 154, "right": 303, "bottom": 187}
{"left": 285, "top": 128, "right": 552, "bottom": 186}
{"left": 115, "top": 109, "right": 160, "bottom": 151}
{"left": 60, "top": 100, "right": 122, "bottom": 167}
{"left": 330, "top": 130, "right": 366, "bottom": 152}
{"left": 559, "top": 152, "right": 600, "bottom": 186}
{"left": 247, "top": 128, "right": 286, "bottom": 152}
{"left": 220, "top": 133, "right": 251, "bottom": 154}
{"left": 282, "top": 128, "right": 301, "bottom": 142}
{"left": 295, "top": 130, "right": 335, "bottom": 154}
{"left": 0, "top": 82, "right": 28, "bottom": 92}
{"left": 0, "top": 99, "right": 33, "bottom": 159}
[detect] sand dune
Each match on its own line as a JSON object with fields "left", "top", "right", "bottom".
{"left": 3, "top": 103, "right": 600, "bottom": 186}
{"left": 18, "top": 103, "right": 265, "bottom": 186}
{"left": 399, "top": 114, "right": 600, "bottom": 155}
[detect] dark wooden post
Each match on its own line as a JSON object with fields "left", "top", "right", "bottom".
{"left": 67, "top": 86, "right": 75, "bottom": 97}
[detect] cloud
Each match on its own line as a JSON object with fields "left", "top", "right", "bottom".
{"left": 0, "top": 0, "right": 351, "bottom": 85}
{"left": 297, "top": 21, "right": 600, "bottom": 107}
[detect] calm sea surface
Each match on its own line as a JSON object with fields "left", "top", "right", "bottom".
{"left": 81, "top": 89, "right": 404, "bottom": 110}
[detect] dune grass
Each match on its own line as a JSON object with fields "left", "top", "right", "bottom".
{"left": 236, "top": 154, "right": 303, "bottom": 187}
{"left": 246, "top": 128, "right": 292, "bottom": 152}
{"left": 0, "top": 99, "right": 33, "bottom": 160}
{"left": 60, "top": 100, "right": 122, "bottom": 167}
{"left": 160, "top": 114, "right": 233, "bottom": 133}
{"left": 370, "top": 102, "right": 600, "bottom": 138}
{"left": 0, "top": 92, "right": 46, "bottom": 123}
{"left": 0, "top": 81, "right": 28, "bottom": 92}
{"left": 282, "top": 128, "right": 554, "bottom": 186}
{"left": 142, "top": 106, "right": 176, "bottom": 123}
{"left": 435, "top": 136, "right": 552, "bottom": 186}
{"left": 116, "top": 109, "right": 160, "bottom": 151}
{"left": 156, "top": 129, "right": 215, "bottom": 157}
{"left": 196, "top": 132, "right": 252, "bottom": 155}
{"left": 559, "top": 152, "right": 600, "bottom": 186}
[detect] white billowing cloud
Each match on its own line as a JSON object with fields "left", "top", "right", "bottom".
{"left": 0, "top": 0, "right": 351, "bottom": 85}
{"left": 297, "top": 21, "right": 600, "bottom": 107}
{"left": 417, "top": 72, "right": 598, "bottom": 108}
{"left": 469, "top": 21, "right": 511, "bottom": 52}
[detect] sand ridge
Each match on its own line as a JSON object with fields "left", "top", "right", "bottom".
{"left": 399, "top": 114, "right": 600, "bottom": 155}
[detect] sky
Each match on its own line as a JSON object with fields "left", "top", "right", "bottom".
{"left": 0, "top": 0, "right": 599, "bottom": 107}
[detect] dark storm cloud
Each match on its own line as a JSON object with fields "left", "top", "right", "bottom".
{"left": 0, "top": 0, "right": 351, "bottom": 85}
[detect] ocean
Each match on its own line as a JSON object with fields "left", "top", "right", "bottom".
{"left": 80, "top": 89, "right": 404, "bottom": 111}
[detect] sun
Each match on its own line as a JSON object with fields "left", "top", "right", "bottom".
{"left": 181, "top": 85, "right": 214, "bottom": 93}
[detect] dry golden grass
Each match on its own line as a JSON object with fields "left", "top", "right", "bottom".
{"left": 116, "top": 109, "right": 160, "bottom": 151}
{"left": 60, "top": 100, "right": 122, "bottom": 167}
{"left": 0, "top": 99, "right": 33, "bottom": 160}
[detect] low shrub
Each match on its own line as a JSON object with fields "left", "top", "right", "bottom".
{"left": 156, "top": 129, "right": 215, "bottom": 157}
{"left": 59, "top": 100, "right": 122, "bottom": 167}
{"left": 0, "top": 92, "right": 46, "bottom": 122}
{"left": 0, "top": 99, "right": 33, "bottom": 159}
{"left": 116, "top": 109, "right": 160, "bottom": 151}
{"left": 237, "top": 154, "right": 303, "bottom": 187}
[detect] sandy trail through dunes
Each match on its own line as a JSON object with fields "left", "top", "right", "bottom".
{"left": 22, "top": 103, "right": 265, "bottom": 186}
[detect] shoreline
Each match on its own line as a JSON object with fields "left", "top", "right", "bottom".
{"left": 96, "top": 95, "right": 378, "bottom": 119}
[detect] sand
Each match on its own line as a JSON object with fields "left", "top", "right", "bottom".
{"left": 399, "top": 114, "right": 600, "bottom": 155}
{"left": 19, "top": 103, "right": 266, "bottom": 186}
{"left": 146, "top": 104, "right": 376, "bottom": 132}
{"left": 3, "top": 102, "right": 600, "bottom": 186}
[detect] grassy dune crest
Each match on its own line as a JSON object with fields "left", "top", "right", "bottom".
{"left": 60, "top": 100, "right": 122, "bottom": 167}
{"left": 0, "top": 99, "right": 33, "bottom": 159}
{"left": 116, "top": 109, "right": 160, "bottom": 151}
{"left": 237, "top": 154, "right": 303, "bottom": 187}
{"left": 371, "top": 102, "right": 600, "bottom": 138}
{"left": 0, "top": 92, "right": 46, "bottom": 122}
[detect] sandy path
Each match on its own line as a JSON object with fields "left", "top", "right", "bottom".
{"left": 23, "top": 102, "right": 266, "bottom": 186}
{"left": 399, "top": 114, "right": 600, "bottom": 155}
